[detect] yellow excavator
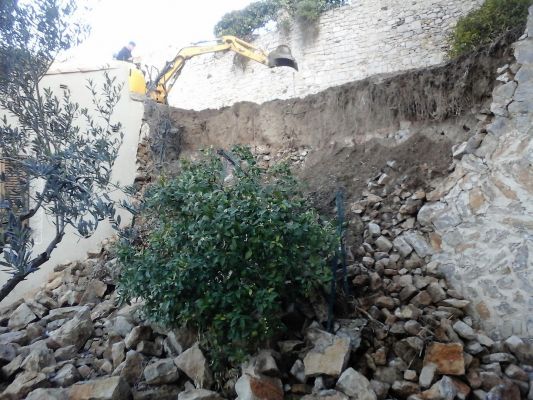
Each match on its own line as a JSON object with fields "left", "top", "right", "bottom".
{"left": 128, "top": 35, "right": 298, "bottom": 104}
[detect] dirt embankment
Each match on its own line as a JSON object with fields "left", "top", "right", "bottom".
{"left": 141, "top": 30, "right": 518, "bottom": 212}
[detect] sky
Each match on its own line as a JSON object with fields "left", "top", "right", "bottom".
{"left": 67, "top": 0, "right": 254, "bottom": 65}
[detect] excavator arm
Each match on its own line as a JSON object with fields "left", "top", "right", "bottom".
{"left": 130, "top": 35, "right": 298, "bottom": 104}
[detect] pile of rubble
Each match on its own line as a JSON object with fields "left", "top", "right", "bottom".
{"left": 0, "top": 166, "right": 532, "bottom": 400}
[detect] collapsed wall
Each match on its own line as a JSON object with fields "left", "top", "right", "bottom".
{"left": 168, "top": 0, "right": 482, "bottom": 110}
{"left": 419, "top": 11, "right": 533, "bottom": 339}
{"left": 140, "top": 28, "right": 528, "bottom": 337}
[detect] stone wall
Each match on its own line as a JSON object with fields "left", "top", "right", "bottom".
{"left": 418, "top": 9, "right": 533, "bottom": 338}
{"left": 168, "top": 0, "right": 482, "bottom": 110}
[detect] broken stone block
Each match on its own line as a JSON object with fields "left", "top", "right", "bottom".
{"left": 303, "top": 331, "right": 350, "bottom": 378}
{"left": 124, "top": 326, "right": 152, "bottom": 349}
{"left": 423, "top": 343, "right": 465, "bottom": 375}
{"left": 235, "top": 373, "right": 283, "bottom": 400}
{"left": 419, "top": 363, "right": 436, "bottom": 389}
{"left": 144, "top": 358, "right": 180, "bottom": 385}
{"left": 174, "top": 343, "right": 213, "bottom": 389}
{"left": 51, "top": 363, "right": 81, "bottom": 387}
{"left": 2, "top": 371, "right": 49, "bottom": 400}
{"left": 178, "top": 389, "right": 223, "bottom": 400}
{"left": 452, "top": 320, "right": 476, "bottom": 340}
{"left": 335, "top": 368, "right": 376, "bottom": 400}
{"left": 391, "top": 380, "right": 419, "bottom": 397}
{"left": 21, "top": 347, "right": 55, "bottom": 372}
{"left": 26, "top": 388, "right": 69, "bottom": 400}
{"left": 48, "top": 307, "right": 94, "bottom": 350}
{"left": 69, "top": 376, "right": 131, "bottom": 400}
{"left": 8, "top": 303, "right": 37, "bottom": 331}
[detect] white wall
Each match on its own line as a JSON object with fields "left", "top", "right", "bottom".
{"left": 0, "top": 63, "right": 144, "bottom": 306}
{"left": 168, "top": 0, "right": 482, "bottom": 110}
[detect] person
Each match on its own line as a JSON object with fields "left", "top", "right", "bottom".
{"left": 115, "top": 41, "right": 136, "bottom": 62}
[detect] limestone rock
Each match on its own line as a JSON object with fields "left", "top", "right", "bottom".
{"left": 51, "top": 363, "right": 81, "bottom": 387}
{"left": 235, "top": 373, "right": 283, "bottom": 400}
{"left": 303, "top": 331, "right": 350, "bottom": 378}
{"left": 69, "top": 376, "right": 131, "bottom": 400}
{"left": 48, "top": 307, "right": 94, "bottom": 350}
{"left": 486, "top": 382, "right": 521, "bottom": 400}
{"left": 8, "top": 303, "right": 37, "bottom": 331}
{"left": 335, "top": 368, "right": 376, "bottom": 400}
{"left": 419, "top": 363, "right": 436, "bottom": 388}
{"left": 0, "top": 343, "right": 17, "bottom": 363}
{"left": 79, "top": 279, "right": 108, "bottom": 304}
{"left": 26, "top": 388, "right": 69, "bottom": 400}
{"left": 144, "top": 359, "right": 180, "bottom": 385}
{"left": 21, "top": 347, "right": 55, "bottom": 372}
{"left": 112, "top": 341, "right": 126, "bottom": 369}
{"left": 2, "top": 371, "right": 49, "bottom": 400}
{"left": 423, "top": 343, "right": 465, "bottom": 375}
{"left": 2, "top": 354, "right": 25, "bottom": 378}
{"left": 178, "top": 389, "right": 223, "bottom": 400}
{"left": 452, "top": 320, "right": 476, "bottom": 340}
{"left": 174, "top": 343, "right": 213, "bottom": 389}
{"left": 117, "top": 350, "right": 144, "bottom": 385}
{"left": 124, "top": 326, "right": 152, "bottom": 349}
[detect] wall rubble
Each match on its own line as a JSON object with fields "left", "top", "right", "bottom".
{"left": 419, "top": 8, "right": 533, "bottom": 338}
{"left": 168, "top": 0, "right": 482, "bottom": 110}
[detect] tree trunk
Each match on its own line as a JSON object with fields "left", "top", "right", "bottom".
{"left": 0, "top": 274, "right": 26, "bottom": 302}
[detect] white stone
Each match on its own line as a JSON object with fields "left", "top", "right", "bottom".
{"left": 336, "top": 368, "right": 377, "bottom": 400}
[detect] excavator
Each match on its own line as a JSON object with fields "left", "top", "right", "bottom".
{"left": 128, "top": 35, "right": 298, "bottom": 104}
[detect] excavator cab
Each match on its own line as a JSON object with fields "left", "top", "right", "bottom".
{"left": 267, "top": 45, "right": 298, "bottom": 70}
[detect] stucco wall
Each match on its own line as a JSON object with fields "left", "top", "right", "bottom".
{"left": 418, "top": 10, "right": 533, "bottom": 338}
{"left": 168, "top": 0, "right": 482, "bottom": 110}
{"left": 0, "top": 63, "right": 144, "bottom": 306}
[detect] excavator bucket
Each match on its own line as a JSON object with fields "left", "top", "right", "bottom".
{"left": 268, "top": 45, "right": 298, "bottom": 71}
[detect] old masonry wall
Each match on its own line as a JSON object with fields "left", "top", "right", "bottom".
{"left": 419, "top": 8, "right": 533, "bottom": 339}
{"left": 167, "top": 0, "right": 482, "bottom": 110}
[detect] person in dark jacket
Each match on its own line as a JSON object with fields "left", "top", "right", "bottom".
{"left": 115, "top": 41, "right": 136, "bottom": 62}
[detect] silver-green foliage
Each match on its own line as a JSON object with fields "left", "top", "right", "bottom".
{"left": 117, "top": 147, "right": 336, "bottom": 366}
{"left": 0, "top": 0, "right": 124, "bottom": 300}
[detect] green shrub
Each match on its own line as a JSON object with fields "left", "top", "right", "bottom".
{"left": 214, "top": 1, "right": 281, "bottom": 38}
{"left": 449, "top": 0, "right": 532, "bottom": 57}
{"left": 214, "top": 0, "right": 348, "bottom": 38}
{"left": 117, "top": 147, "right": 336, "bottom": 368}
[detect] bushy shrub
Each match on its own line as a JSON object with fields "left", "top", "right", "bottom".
{"left": 117, "top": 147, "right": 336, "bottom": 367}
{"left": 449, "top": 0, "right": 532, "bottom": 57}
{"left": 214, "top": 0, "right": 348, "bottom": 38}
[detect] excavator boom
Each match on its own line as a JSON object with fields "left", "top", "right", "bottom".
{"left": 129, "top": 36, "right": 298, "bottom": 104}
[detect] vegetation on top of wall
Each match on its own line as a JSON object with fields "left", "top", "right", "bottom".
{"left": 214, "top": 0, "right": 348, "bottom": 38}
{"left": 449, "top": 0, "right": 532, "bottom": 57}
{"left": 117, "top": 147, "right": 336, "bottom": 370}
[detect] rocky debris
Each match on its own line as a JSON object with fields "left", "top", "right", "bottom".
{"left": 69, "top": 376, "right": 131, "bottom": 399}
{"left": 303, "top": 330, "right": 351, "bottom": 378}
{"left": 335, "top": 368, "right": 376, "bottom": 400}
{"left": 8, "top": 303, "right": 37, "bottom": 331}
{"left": 26, "top": 388, "right": 69, "bottom": 400}
{"left": 2, "top": 371, "right": 49, "bottom": 399}
{"left": 144, "top": 358, "right": 180, "bottom": 385}
{"left": 235, "top": 373, "right": 283, "bottom": 400}
{"left": 424, "top": 343, "right": 465, "bottom": 375}
{"left": 3, "top": 84, "right": 533, "bottom": 400}
{"left": 174, "top": 343, "right": 213, "bottom": 389}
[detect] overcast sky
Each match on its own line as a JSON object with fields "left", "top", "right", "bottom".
{"left": 68, "top": 0, "right": 254, "bottom": 64}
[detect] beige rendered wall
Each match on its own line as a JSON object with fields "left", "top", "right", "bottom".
{"left": 0, "top": 62, "right": 144, "bottom": 306}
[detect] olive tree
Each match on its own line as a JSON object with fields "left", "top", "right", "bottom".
{"left": 0, "top": 0, "right": 124, "bottom": 300}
